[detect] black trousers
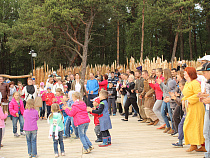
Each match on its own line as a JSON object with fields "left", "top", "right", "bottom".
{"left": 47, "top": 106, "right": 51, "bottom": 118}
{"left": 0, "top": 128, "right": 2, "bottom": 148}
{"left": 101, "top": 130, "right": 110, "bottom": 137}
{"left": 124, "top": 97, "right": 139, "bottom": 120}
{"left": 172, "top": 105, "right": 184, "bottom": 132}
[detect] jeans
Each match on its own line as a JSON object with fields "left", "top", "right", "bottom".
{"left": 161, "top": 101, "right": 174, "bottom": 129}
{"left": 88, "top": 94, "right": 98, "bottom": 107}
{"left": 108, "top": 98, "right": 116, "bottom": 114}
{"left": 78, "top": 123, "right": 92, "bottom": 150}
{"left": 47, "top": 106, "right": 51, "bottom": 118}
{"left": 12, "top": 114, "right": 24, "bottom": 134}
{"left": 71, "top": 118, "right": 79, "bottom": 138}
{"left": 153, "top": 100, "right": 164, "bottom": 125}
{"left": 204, "top": 110, "right": 210, "bottom": 158}
{"left": 39, "top": 101, "right": 46, "bottom": 118}
{"left": 53, "top": 131, "right": 65, "bottom": 154}
{"left": 65, "top": 116, "right": 72, "bottom": 137}
{"left": 0, "top": 128, "right": 2, "bottom": 149}
{"left": 26, "top": 130, "right": 37, "bottom": 156}
{"left": 178, "top": 115, "right": 185, "bottom": 140}
{"left": 63, "top": 116, "right": 68, "bottom": 136}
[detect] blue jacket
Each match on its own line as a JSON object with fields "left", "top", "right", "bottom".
{"left": 86, "top": 79, "right": 99, "bottom": 95}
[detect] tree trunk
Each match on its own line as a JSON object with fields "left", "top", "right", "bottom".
{"left": 193, "top": 26, "right": 197, "bottom": 57}
{"left": 171, "top": 19, "right": 181, "bottom": 62}
{"left": 180, "top": 32, "right": 184, "bottom": 60}
{"left": 140, "top": 0, "right": 145, "bottom": 63}
{"left": 117, "top": 20, "right": 120, "bottom": 66}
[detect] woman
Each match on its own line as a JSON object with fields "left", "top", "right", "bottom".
{"left": 99, "top": 74, "right": 108, "bottom": 91}
{"left": 21, "top": 78, "right": 37, "bottom": 107}
{"left": 149, "top": 68, "right": 165, "bottom": 129}
{"left": 157, "top": 69, "right": 174, "bottom": 133}
{"left": 182, "top": 67, "right": 205, "bottom": 152}
{"left": 121, "top": 75, "right": 139, "bottom": 121}
{"left": 71, "top": 73, "right": 86, "bottom": 97}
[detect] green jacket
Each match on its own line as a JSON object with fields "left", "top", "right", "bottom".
{"left": 49, "top": 112, "right": 64, "bottom": 132}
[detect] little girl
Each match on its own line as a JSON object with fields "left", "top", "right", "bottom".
{"left": 54, "top": 88, "right": 64, "bottom": 110}
{"left": 0, "top": 104, "right": 8, "bottom": 149}
{"left": 23, "top": 99, "right": 39, "bottom": 158}
{"left": 9, "top": 92, "right": 25, "bottom": 137}
{"left": 63, "top": 92, "right": 93, "bottom": 154}
{"left": 48, "top": 103, "right": 65, "bottom": 157}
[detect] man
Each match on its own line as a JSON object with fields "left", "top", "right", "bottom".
{"left": 114, "top": 69, "right": 120, "bottom": 80}
{"left": 65, "top": 71, "right": 72, "bottom": 80}
{"left": 95, "top": 71, "right": 103, "bottom": 82}
{"left": 141, "top": 70, "right": 159, "bottom": 125}
{"left": 151, "top": 69, "right": 157, "bottom": 79}
{"left": 46, "top": 77, "right": 54, "bottom": 90}
{"left": 134, "top": 70, "right": 147, "bottom": 121}
{"left": 171, "top": 68, "right": 177, "bottom": 80}
{"left": 0, "top": 76, "right": 10, "bottom": 118}
{"left": 86, "top": 73, "right": 99, "bottom": 107}
{"left": 108, "top": 72, "right": 118, "bottom": 87}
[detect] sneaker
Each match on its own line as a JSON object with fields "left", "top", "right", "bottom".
{"left": 140, "top": 119, "right": 147, "bottom": 123}
{"left": 172, "top": 133, "right": 179, "bottom": 137}
{"left": 20, "top": 132, "right": 26, "bottom": 136}
{"left": 113, "top": 113, "right": 116, "bottom": 116}
{"left": 61, "top": 152, "right": 65, "bottom": 156}
{"left": 172, "top": 142, "right": 183, "bottom": 148}
{"left": 74, "top": 136, "right": 79, "bottom": 139}
{"left": 156, "top": 124, "right": 166, "bottom": 129}
{"left": 29, "top": 155, "right": 32, "bottom": 158}
{"left": 55, "top": 154, "right": 59, "bottom": 157}
{"left": 82, "top": 148, "right": 90, "bottom": 154}
{"left": 32, "top": 155, "right": 38, "bottom": 158}
{"left": 89, "top": 146, "right": 94, "bottom": 151}
{"left": 14, "top": 133, "right": 20, "bottom": 137}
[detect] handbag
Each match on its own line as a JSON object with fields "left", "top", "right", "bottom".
{"left": 35, "top": 96, "right": 43, "bottom": 107}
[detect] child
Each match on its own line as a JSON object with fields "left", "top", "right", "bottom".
{"left": 89, "top": 97, "right": 103, "bottom": 142}
{"left": 40, "top": 82, "right": 47, "bottom": 119}
{"left": 198, "top": 62, "right": 210, "bottom": 156}
{"left": 45, "top": 87, "right": 55, "bottom": 118}
{"left": 9, "top": 81, "right": 17, "bottom": 102}
{"left": 0, "top": 103, "right": 8, "bottom": 149}
{"left": 171, "top": 79, "right": 186, "bottom": 147}
{"left": 54, "top": 88, "right": 64, "bottom": 110}
{"left": 63, "top": 92, "right": 93, "bottom": 154}
{"left": 9, "top": 92, "right": 25, "bottom": 137}
{"left": 48, "top": 103, "right": 65, "bottom": 157}
{"left": 17, "top": 82, "right": 25, "bottom": 101}
{"left": 107, "top": 82, "right": 117, "bottom": 116}
{"left": 23, "top": 99, "right": 39, "bottom": 158}
{"left": 87, "top": 90, "right": 112, "bottom": 147}
{"left": 64, "top": 85, "right": 68, "bottom": 95}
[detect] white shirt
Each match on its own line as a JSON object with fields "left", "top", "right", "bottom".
{"left": 75, "top": 82, "right": 81, "bottom": 92}
{"left": 197, "top": 75, "right": 207, "bottom": 93}
{"left": 53, "top": 83, "right": 64, "bottom": 94}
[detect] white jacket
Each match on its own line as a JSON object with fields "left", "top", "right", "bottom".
{"left": 53, "top": 83, "right": 64, "bottom": 94}
{"left": 21, "top": 86, "right": 37, "bottom": 101}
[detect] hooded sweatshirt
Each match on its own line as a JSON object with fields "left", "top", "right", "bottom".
{"left": 65, "top": 100, "right": 90, "bottom": 126}
{"left": 168, "top": 80, "right": 177, "bottom": 109}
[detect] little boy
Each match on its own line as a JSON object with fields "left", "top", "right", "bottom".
{"left": 45, "top": 87, "right": 55, "bottom": 118}
{"left": 64, "top": 85, "right": 68, "bottom": 95}
{"left": 107, "top": 82, "right": 117, "bottom": 116}
{"left": 87, "top": 90, "right": 112, "bottom": 147}
{"left": 89, "top": 97, "right": 103, "bottom": 142}
{"left": 62, "top": 95, "right": 71, "bottom": 138}
{"left": 198, "top": 63, "right": 210, "bottom": 157}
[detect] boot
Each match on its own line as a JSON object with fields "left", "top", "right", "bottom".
{"left": 140, "top": 119, "right": 147, "bottom": 123}
{"left": 95, "top": 135, "right": 102, "bottom": 142}
{"left": 163, "top": 127, "right": 171, "bottom": 133}
{"left": 167, "top": 129, "right": 175, "bottom": 134}
{"left": 107, "top": 136, "right": 111, "bottom": 145}
{"left": 147, "top": 121, "right": 154, "bottom": 125}
{"left": 186, "top": 145, "right": 197, "bottom": 152}
{"left": 195, "top": 146, "right": 207, "bottom": 152}
{"left": 153, "top": 119, "right": 159, "bottom": 126}
{"left": 98, "top": 137, "right": 108, "bottom": 147}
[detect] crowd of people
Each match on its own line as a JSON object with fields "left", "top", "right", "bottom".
{"left": 0, "top": 55, "right": 210, "bottom": 158}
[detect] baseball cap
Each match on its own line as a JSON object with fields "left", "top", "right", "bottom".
{"left": 91, "top": 97, "right": 100, "bottom": 104}
{"left": 198, "top": 62, "right": 210, "bottom": 71}
{"left": 47, "top": 87, "right": 51, "bottom": 89}
{"left": 64, "top": 85, "right": 68, "bottom": 88}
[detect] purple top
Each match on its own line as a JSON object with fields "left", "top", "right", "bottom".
{"left": 23, "top": 109, "right": 39, "bottom": 131}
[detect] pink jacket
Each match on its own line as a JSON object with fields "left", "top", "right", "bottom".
{"left": 54, "top": 95, "right": 63, "bottom": 105}
{"left": 9, "top": 98, "right": 25, "bottom": 117}
{"left": 149, "top": 75, "right": 165, "bottom": 100}
{"left": 0, "top": 106, "right": 8, "bottom": 128}
{"left": 65, "top": 100, "right": 90, "bottom": 126}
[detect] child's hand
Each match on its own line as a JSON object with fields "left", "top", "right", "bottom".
{"left": 92, "top": 107, "right": 96, "bottom": 110}
{"left": 67, "top": 107, "right": 72, "bottom": 110}
{"left": 62, "top": 105, "right": 67, "bottom": 110}
{"left": 87, "top": 107, "right": 92, "bottom": 112}
{"left": 16, "top": 113, "right": 19, "bottom": 117}
{"left": 202, "top": 97, "right": 210, "bottom": 104}
{"left": 5, "top": 111, "right": 8, "bottom": 115}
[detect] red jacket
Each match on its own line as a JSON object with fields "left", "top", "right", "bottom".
{"left": 149, "top": 75, "right": 165, "bottom": 100}
{"left": 9, "top": 98, "right": 25, "bottom": 117}
{"left": 99, "top": 80, "right": 108, "bottom": 90}
{"left": 45, "top": 92, "right": 55, "bottom": 106}
{"left": 90, "top": 111, "right": 103, "bottom": 126}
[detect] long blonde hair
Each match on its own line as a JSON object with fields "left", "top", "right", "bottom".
{"left": 72, "top": 92, "right": 82, "bottom": 101}
{"left": 163, "top": 68, "right": 172, "bottom": 84}
{"left": 25, "top": 99, "right": 35, "bottom": 110}
{"left": 49, "top": 103, "right": 63, "bottom": 120}
{"left": 13, "top": 92, "right": 20, "bottom": 100}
